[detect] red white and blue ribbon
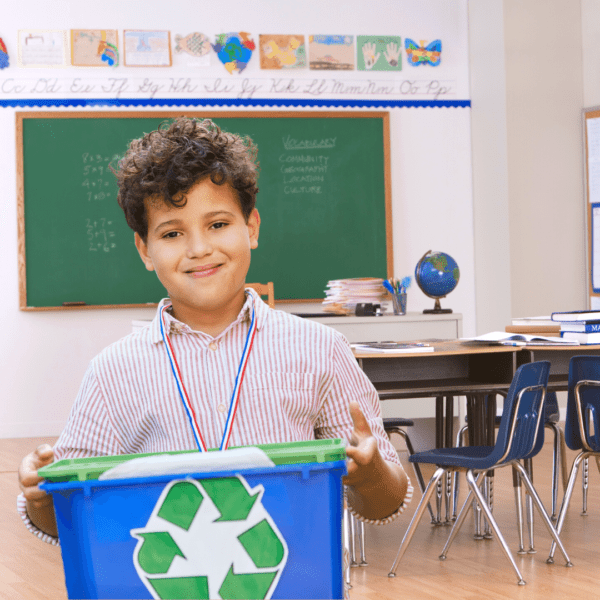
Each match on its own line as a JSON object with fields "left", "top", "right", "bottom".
{"left": 159, "top": 293, "right": 257, "bottom": 452}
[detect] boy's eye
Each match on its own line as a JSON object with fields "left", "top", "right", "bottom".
{"left": 211, "top": 222, "right": 228, "bottom": 230}
{"left": 162, "top": 231, "right": 181, "bottom": 239}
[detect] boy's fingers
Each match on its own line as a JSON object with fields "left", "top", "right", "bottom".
{"left": 18, "top": 446, "right": 54, "bottom": 494}
{"left": 35, "top": 444, "right": 54, "bottom": 461}
{"left": 348, "top": 402, "right": 373, "bottom": 438}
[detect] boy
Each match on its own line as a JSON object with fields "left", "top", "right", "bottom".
{"left": 18, "top": 117, "right": 411, "bottom": 545}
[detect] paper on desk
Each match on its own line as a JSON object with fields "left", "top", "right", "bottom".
{"left": 99, "top": 447, "right": 275, "bottom": 480}
{"left": 461, "top": 331, "right": 579, "bottom": 345}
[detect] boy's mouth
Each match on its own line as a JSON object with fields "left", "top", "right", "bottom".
{"left": 186, "top": 264, "right": 223, "bottom": 278}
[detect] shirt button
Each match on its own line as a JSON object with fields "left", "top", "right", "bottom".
{"left": 217, "top": 404, "right": 227, "bottom": 413}
{"left": 208, "top": 341, "right": 218, "bottom": 351}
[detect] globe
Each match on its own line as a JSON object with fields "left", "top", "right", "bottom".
{"left": 415, "top": 250, "right": 460, "bottom": 313}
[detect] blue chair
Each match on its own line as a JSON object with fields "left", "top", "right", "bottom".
{"left": 452, "top": 390, "right": 566, "bottom": 550}
{"left": 548, "top": 355, "right": 600, "bottom": 563}
{"left": 388, "top": 361, "right": 572, "bottom": 585}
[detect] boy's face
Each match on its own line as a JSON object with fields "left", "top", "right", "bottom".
{"left": 134, "top": 178, "right": 260, "bottom": 327}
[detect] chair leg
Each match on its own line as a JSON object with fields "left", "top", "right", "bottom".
{"left": 440, "top": 473, "right": 479, "bottom": 559}
{"left": 391, "top": 427, "right": 436, "bottom": 523}
{"left": 349, "top": 514, "right": 358, "bottom": 567}
{"left": 464, "top": 470, "right": 526, "bottom": 585}
{"left": 512, "top": 465, "right": 526, "bottom": 554}
{"left": 524, "top": 458, "right": 536, "bottom": 554}
{"left": 548, "top": 452, "right": 587, "bottom": 563}
{"left": 343, "top": 507, "right": 352, "bottom": 589}
{"left": 358, "top": 520, "right": 367, "bottom": 567}
{"left": 545, "top": 422, "right": 561, "bottom": 521}
{"left": 582, "top": 457, "right": 589, "bottom": 515}
{"left": 512, "top": 461, "right": 572, "bottom": 567}
{"left": 452, "top": 425, "right": 468, "bottom": 520}
{"left": 389, "top": 467, "right": 446, "bottom": 577}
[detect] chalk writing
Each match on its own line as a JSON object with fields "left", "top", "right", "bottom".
{"left": 86, "top": 218, "right": 117, "bottom": 253}
{"left": 283, "top": 135, "right": 336, "bottom": 150}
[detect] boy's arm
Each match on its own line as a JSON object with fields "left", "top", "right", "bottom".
{"left": 344, "top": 402, "right": 409, "bottom": 520}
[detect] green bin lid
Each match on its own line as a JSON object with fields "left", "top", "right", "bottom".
{"left": 38, "top": 438, "right": 347, "bottom": 483}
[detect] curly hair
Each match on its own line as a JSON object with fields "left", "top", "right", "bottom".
{"left": 114, "top": 117, "right": 259, "bottom": 239}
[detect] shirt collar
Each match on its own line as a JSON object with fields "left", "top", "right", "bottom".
{"left": 149, "top": 287, "right": 270, "bottom": 344}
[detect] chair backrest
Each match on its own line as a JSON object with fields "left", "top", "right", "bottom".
{"left": 491, "top": 361, "right": 551, "bottom": 465}
{"left": 565, "top": 356, "right": 600, "bottom": 452}
{"left": 246, "top": 282, "right": 275, "bottom": 309}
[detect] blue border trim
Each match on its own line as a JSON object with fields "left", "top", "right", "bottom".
{"left": 593, "top": 202, "right": 600, "bottom": 294}
{"left": 0, "top": 97, "right": 470, "bottom": 109}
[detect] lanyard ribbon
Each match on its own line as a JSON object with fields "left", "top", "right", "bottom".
{"left": 159, "top": 295, "right": 257, "bottom": 452}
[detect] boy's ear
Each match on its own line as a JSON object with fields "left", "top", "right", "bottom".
{"left": 247, "top": 209, "right": 260, "bottom": 249}
{"left": 134, "top": 233, "right": 155, "bottom": 271}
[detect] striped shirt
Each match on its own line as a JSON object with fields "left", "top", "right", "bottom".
{"left": 19, "top": 289, "right": 411, "bottom": 544}
{"left": 54, "top": 289, "right": 402, "bottom": 463}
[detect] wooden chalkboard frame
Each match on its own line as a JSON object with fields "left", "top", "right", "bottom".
{"left": 16, "top": 110, "right": 393, "bottom": 311}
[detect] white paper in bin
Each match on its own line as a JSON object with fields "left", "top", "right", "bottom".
{"left": 98, "top": 447, "right": 275, "bottom": 480}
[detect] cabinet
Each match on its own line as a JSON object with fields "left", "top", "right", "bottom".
{"left": 305, "top": 312, "right": 462, "bottom": 343}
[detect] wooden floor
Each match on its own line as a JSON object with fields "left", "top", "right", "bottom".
{"left": 3, "top": 437, "right": 600, "bottom": 599}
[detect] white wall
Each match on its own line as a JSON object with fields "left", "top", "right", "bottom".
{"left": 504, "top": 0, "right": 586, "bottom": 317}
{"left": 468, "top": 0, "right": 512, "bottom": 334}
{"left": 0, "top": 0, "right": 477, "bottom": 438}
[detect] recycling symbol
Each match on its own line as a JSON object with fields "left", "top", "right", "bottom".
{"left": 131, "top": 476, "right": 288, "bottom": 600}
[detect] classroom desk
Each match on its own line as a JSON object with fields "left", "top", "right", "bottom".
{"left": 354, "top": 341, "right": 600, "bottom": 523}
{"left": 354, "top": 341, "right": 600, "bottom": 451}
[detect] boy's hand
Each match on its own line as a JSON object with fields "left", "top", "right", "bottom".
{"left": 344, "top": 402, "right": 409, "bottom": 520}
{"left": 18, "top": 444, "right": 57, "bottom": 536}
{"left": 344, "top": 402, "right": 386, "bottom": 488}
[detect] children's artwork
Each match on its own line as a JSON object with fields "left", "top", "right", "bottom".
{"left": 357, "top": 36, "right": 402, "bottom": 71}
{"left": 124, "top": 30, "right": 172, "bottom": 67}
{"left": 259, "top": 34, "right": 305, "bottom": 69}
{"left": 174, "top": 32, "right": 210, "bottom": 67}
{"left": 0, "top": 38, "right": 9, "bottom": 69}
{"left": 212, "top": 32, "right": 255, "bottom": 74}
{"left": 71, "top": 30, "right": 118, "bottom": 67}
{"left": 18, "top": 30, "right": 67, "bottom": 67}
{"left": 309, "top": 35, "right": 354, "bottom": 70}
{"left": 405, "top": 38, "right": 442, "bottom": 66}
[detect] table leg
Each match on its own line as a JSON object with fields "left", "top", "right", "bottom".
{"left": 435, "top": 396, "right": 444, "bottom": 524}
{"left": 483, "top": 394, "right": 497, "bottom": 540}
{"left": 444, "top": 396, "right": 455, "bottom": 523}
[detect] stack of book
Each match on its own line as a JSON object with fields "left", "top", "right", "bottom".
{"left": 552, "top": 310, "right": 600, "bottom": 344}
{"left": 322, "top": 278, "right": 388, "bottom": 315}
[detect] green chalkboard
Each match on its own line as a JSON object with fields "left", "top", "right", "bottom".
{"left": 17, "top": 111, "right": 392, "bottom": 309}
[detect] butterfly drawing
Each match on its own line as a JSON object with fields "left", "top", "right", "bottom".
{"left": 405, "top": 39, "right": 441, "bottom": 66}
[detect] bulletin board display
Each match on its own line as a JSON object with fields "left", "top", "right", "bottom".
{"left": 17, "top": 111, "right": 392, "bottom": 309}
{"left": 584, "top": 108, "right": 600, "bottom": 305}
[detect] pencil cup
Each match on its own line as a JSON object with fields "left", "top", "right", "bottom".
{"left": 392, "top": 293, "right": 407, "bottom": 315}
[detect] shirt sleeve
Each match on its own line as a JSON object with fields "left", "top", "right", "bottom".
{"left": 18, "top": 362, "right": 123, "bottom": 545}
{"left": 314, "top": 332, "right": 401, "bottom": 465}
{"left": 314, "top": 332, "right": 413, "bottom": 523}
{"left": 53, "top": 361, "right": 124, "bottom": 461}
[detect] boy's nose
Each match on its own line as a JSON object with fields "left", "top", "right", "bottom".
{"left": 185, "top": 232, "right": 213, "bottom": 258}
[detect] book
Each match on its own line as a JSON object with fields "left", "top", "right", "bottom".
{"left": 551, "top": 310, "right": 600, "bottom": 322}
{"left": 511, "top": 316, "right": 555, "bottom": 327}
{"left": 461, "top": 331, "right": 579, "bottom": 346}
{"left": 351, "top": 342, "right": 434, "bottom": 354}
{"left": 559, "top": 321, "right": 600, "bottom": 333}
{"left": 505, "top": 325, "right": 561, "bottom": 335}
{"left": 561, "top": 331, "right": 600, "bottom": 344}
